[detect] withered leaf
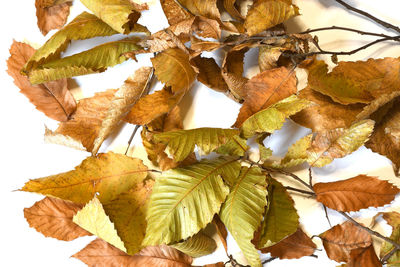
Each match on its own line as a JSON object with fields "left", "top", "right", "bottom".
{"left": 191, "top": 56, "right": 228, "bottom": 93}
{"left": 234, "top": 66, "right": 297, "bottom": 127}
{"left": 172, "top": 231, "right": 217, "bottom": 257}
{"left": 379, "top": 212, "right": 400, "bottom": 266}
{"left": 320, "top": 221, "right": 372, "bottom": 263}
{"left": 21, "top": 152, "right": 148, "bottom": 204}
{"left": 35, "top": 0, "right": 72, "bottom": 36}
{"left": 73, "top": 239, "right": 193, "bottom": 267}
{"left": 161, "top": 0, "right": 193, "bottom": 26}
{"left": 223, "top": 0, "right": 244, "bottom": 21}
{"left": 7, "top": 41, "right": 76, "bottom": 122}
{"left": 213, "top": 215, "right": 228, "bottom": 254}
{"left": 24, "top": 197, "right": 90, "bottom": 241}
{"left": 221, "top": 47, "right": 248, "bottom": 101}
{"left": 314, "top": 175, "right": 400, "bottom": 212}
{"left": 347, "top": 245, "right": 381, "bottom": 267}
{"left": 177, "top": 0, "right": 221, "bottom": 21}
{"left": 260, "top": 228, "right": 317, "bottom": 259}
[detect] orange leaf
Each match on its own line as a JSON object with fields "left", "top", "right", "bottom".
{"left": 35, "top": 0, "right": 72, "bottom": 36}
{"left": 347, "top": 245, "right": 381, "bottom": 267}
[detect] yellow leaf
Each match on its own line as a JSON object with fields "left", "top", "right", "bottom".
{"left": 172, "top": 232, "right": 217, "bottom": 257}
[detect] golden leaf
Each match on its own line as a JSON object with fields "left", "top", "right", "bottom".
{"left": 35, "top": 0, "right": 72, "bottom": 36}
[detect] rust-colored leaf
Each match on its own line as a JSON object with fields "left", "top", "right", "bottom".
{"left": 314, "top": 175, "right": 400, "bottom": 212}
{"left": 347, "top": 245, "right": 382, "bottom": 267}
{"left": 192, "top": 56, "right": 228, "bottom": 93}
{"left": 24, "top": 197, "right": 90, "bottom": 241}
{"left": 35, "top": 0, "right": 72, "bottom": 36}
{"left": 221, "top": 47, "right": 248, "bottom": 101}
{"left": 6, "top": 41, "right": 76, "bottom": 122}
{"left": 161, "top": 0, "right": 193, "bottom": 26}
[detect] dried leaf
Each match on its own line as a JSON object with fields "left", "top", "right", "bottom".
{"left": 234, "top": 67, "right": 297, "bottom": 127}
{"left": 271, "top": 134, "right": 312, "bottom": 168}
{"left": 172, "top": 232, "right": 217, "bottom": 257}
{"left": 191, "top": 56, "right": 228, "bottom": 93}
{"left": 143, "top": 158, "right": 240, "bottom": 246}
{"left": 35, "top": 0, "right": 72, "bottom": 36}
{"left": 73, "top": 239, "right": 193, "bottom": 267}
{"left": 80, "top": 0, "right": 148, "bottom": 34}
{"left": 223, "top": 0, "right": 244, "bottom": 21}
{"left": 346, "top": 245, "right": 381, "bottom": 267}
{"left": 356, "top": 91, "right": 400, "bottom": 121}
{"left": 161, "top": 0, "right": 193, "bottom": 26}
{"left": 220, "top": 166, "right": 268, "bottom": 267}
{"left": 44, "top": 126, "right": 85, "bottom": 150}
{"left": 92, "top": 67, "right": 153, "bottom": 154}
{"left": 213, "top": 215, "right": 228, "bottom": 254}
{"left": 244, "top": 0, "right": 299, "bottom": 36}
{"left": 24, "top": 197, "right": 90, "bottom": 241}
{"left": 7, "top": 41, "right": 76, "bottom": 121}
{"left": 260, "top": 228, "right": 317, "bottom": 259}
{"left": 320, "top": 221, "right": 372, "bottom": 263}
{"left": 258, "top": 178, "right": 299, "bottom": 248}
{"left": 152, "top": 48, "right": 197, "bottom": 93}
{"left": 221, "top": 47, "right": 248, "bottom": 101}
{"left": 215, "top": 135, "right": 249, "bottom": 157}
{"left": 177, "top": 0, "right": 221, "bottom": 21}
{"left": 259, "top": 46, "right": 283, "bottom": 72}
{"left": 21, "top": 152, "right": 148, "bottom": 204}
{"left": 314, "top": 175, "right": 400, "bottom": 212}
{"left": 379, "top": 212, "right": 400, "bottom": 266}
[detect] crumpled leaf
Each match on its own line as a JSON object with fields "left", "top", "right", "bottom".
{"left": 73, "top": 197, "right": 126, "bottom": 252}
{"left": 307, "top": 120, "right": 375, "bottom": 167}
{"left": 7, "top": 41, "right": 76, "bottom": 122}
{"left": 260, "top": 228, "right": 317, "bottom": 259}
{"left": 314, "top": 175, "right": 400, "bottom": 212}
{"left": 305, "top": 58, "right": 400, "bottom": 105}
{"left": 44, "top": 126, "right": 86, "bottom": 150}
{"left": 220, "top": 166, "right": 268, "bottom": 267}
{"left": 154, "top": 128, "right": 239, "bottom": 162}
{"left": 161, "top": 0, "right": 193, "bottom": 26}
{"left": 152, "top": 48, "right": 197, "bottom": 93}
{"left": 244, "top": 0, "right": 299, "bottom": 36}
{"left": 258, "top": 46, "right": 283, "bottom": 72}
{"left": 73, "top": 239, "right": 193, "bottom": 267}
{"left": 234, "top": 67, "right": 297, "bottom": 127}
{"left": 366, "top": 103, "right": 400, "bottom": 176}
{"left": 191, "top": 56, "right": 228, "bottom": 93}
{"left": 379, "top": 212, "right": 400, "bottom": 266}
{"left": 92, "top": 67, "right": 153, "bottom": 155}
{"left": 103, "top": 179, "right": 153, "bottom": 255}
{"left": 258, "top": 178, "right": 299, "bottom": 248}
{"left": 346, "top": 245, "right": 381, "bottom": 267}
{"left": 27, "top": 38, "right": 144, "bottom": 84}
{"left": 223, "top": 0, "right": 244, "bottom": 21}
{"left": 35, "top": 0, "right": 72, "bottom": 36}
{"left": 221, "top": 47, "right": 248, "bottom": 101}
{"left": 143, "top": 157, "right": 240, "bottom": 246}
{"left": 24, "top": 197, "right": 90, "bottom": 241}
{"left": 21, "top": 152, "right": 148, "bottom": 204}
{"left": 319, "top": 221, "right": 372, "bottom": 263}
{"left": 356, "top": 91, "right": 400, "bottom": 122}
{"left": 240, "top": 95, "right": 314, "bottom": 139}
{"left": 172, "top": 232, "right": 217, "bottom": 257}
{"left": 80, "top": 0, "right": 148, "bottom": 34}
{"left": 24, "top": 12, "right": 119, "bottom": 71}
{"left": 177, "top": 0, "right": 221, "bottom": 21}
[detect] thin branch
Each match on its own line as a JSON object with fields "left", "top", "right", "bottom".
{"left": 381, "top": 247, "right": 398, "bottom": 264}
{"left": 308, "top": 168, "right": 313, "bottom": 188}
{"left": 261, "top": 257, "right": 277, "bottom": 265}
{"left": 262, "top": 166, "right": 314, "bottom": 191}
{"left": 299, "top": 25, "right": 397, "bottom": 38}
{"left": 335, "top": 0, "right": 400, "bottom": 34}
{"left": 285, "top": 186, "right": 316, "bottom": 196}
{"left": 125, "top": 125, "right": 142, "bottom": 155}
{"left": 322, "top": 204, "right": 332, "bottom": 227}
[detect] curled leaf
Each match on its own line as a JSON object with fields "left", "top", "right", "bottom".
{"left": 35, "top": 0, "right": 72, "bottom": 36}
{"left": 172, "top": 232, "right": 217, "bottom": 257}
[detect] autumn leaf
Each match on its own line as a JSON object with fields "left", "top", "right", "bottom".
{"left": 221, "top": 47, "right": 248, "bottom": 101}
{"left": 73, "top": 239, "right": 193, "bottom": 267}
{"left": 220, "top": 166, "right": 268, "bottom": 267}
{"left": 172, "top": 232, "right": 217, "bottom": 257}
{"left": 21, "top": 152, "right": 148, "bottom": 204}
{"left": 191, "top": 56, "right": 228, "bottom": 93}
{"left": 234, "top": 67, "right": 297, "bottom": 127}
{"left": 73, "top": 197, "right": 126, "bottom": 252}
{"left": 244, "top": 0, "right": 299, "bottom": 36}
{"left": 320, "top": 221, "right": 372, "bottom": 263}
{"left": 314, "top": 175, "right": 400, "bottom": 212}
{"left": 240, "top": 95, "right": 314, "bottom": 139}
{"left": 153, "top": 128, "right": 239, "bottom": 162}
{"left": 346, "top": 245, "right": 382, "bottom": 267}
{"left": 378, "top": 212, "right": 400, "bottom": 266}
{"left": 152, "top": 48, "right": 197, "bottom": 93}
{"left": 80, "top": 0, "right": 148, "bottom": 34}
{"left": 258, "top": 46, "right": 283, "bottom": 72}
{"left": 223, "top": 0, "right": 244, "bottom": 21}
{"left": 215, "top": 135, "right": 249, "bottom": 157}
{"left": 44, "top": 126, "right": 86, "bottom": 150}
{"left": 92, "top": 67, "right": 153, "bottom": 155}
{"left": 258, "top": 178, "right": 299, "bottom": 248}
{"left": 260, "top": 228, "right": 317, "bottom": 259}
{"left": 143, "top": 157, "right": 240, "bottom": 246}
{"left": 177, "top": 0, "right": 221, "bottom": 21}
{"left": 270, "top": 134, "right": 312, "bottom": 168}
{"left": 161, "top": 0, "right": 193, "bottom": 26}
{"left": 24, "top": 197, "right": 90, "bottom": 241}
{"left": 35, "top": 0, "right": 72, "bottom": 36}
{"left": 7, "top": 41, "right": 76, "bottom": 122}
{"left": 213, "top": 215, "right": 228, "bottom": 253}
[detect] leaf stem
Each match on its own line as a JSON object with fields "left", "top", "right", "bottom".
{"left": 285, "top": 186, "right": 316, "bottom": 196}
{"left": 262, "top": 166, "right": 314, "bottom": 191}
{"left": 125, "top": 125, "right": 142, "bottom": 155}
{"left": 299, "top": 25, "right": 398, "bottom": 38}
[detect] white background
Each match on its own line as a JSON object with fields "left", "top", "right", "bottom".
{"left": 1, "top": 0, "right": 400, "bottom": 266}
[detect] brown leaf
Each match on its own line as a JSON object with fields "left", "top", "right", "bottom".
{"left": 203, "top": 263, "right": 225, "bottom": 267}
{"left": 234, "top": 67, "right": 297, "bottom": 127}
{"left": 177, "top": 0, "right": 221, "bottom": 21}
{"left": 260, "top": 228, "right": 317, "bottom": 259}
{"left": 314, "top": 175, "right": 400, "bottom": 212}
{"left": 72, "top": 239, "right": 193, "bottom": 267}
{"left": 347, "top": 245, "right": 382, "bottom": 267}
{"left": 319, "top": 221, "right": 372, "bottom": 263}
{"left": 223, "top": 0, "right": 244, "bottom": 21}
{"left": 35, "top": 0, "right": 72, "bottom": 36}
{"left": 213, "top": 215, "right": 228, "bottom": 254}
{"left": 292, "top": 88, "right": 364, "bottom": 132}
{"left": 191, "top": 56, "right": 228, "bottom": 93}
{"left": 190, "top": 36, "right": 222, "bottom": 54}
{"left": 6, "top": 41, "right": 76, "bottom": 122}
{"left": 161, "top": 0, "right": 193, "bottom": 26}
{"left": 24, "top": 197, "right": 90, "bottom": 241}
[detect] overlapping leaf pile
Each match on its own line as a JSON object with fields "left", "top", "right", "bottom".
{"left": 7, "top": 0, "right": 400, "bottom": 266}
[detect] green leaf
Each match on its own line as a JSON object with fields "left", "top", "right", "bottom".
{"left": 258, "top": 178, "right": 299, "bottom": 248}
{"left": 171, "top": 232, "right": 217, "bottom": 257}
{"left": 379, "top": 212, "right": 400, "bottom": 266}
{"left": 143, "top": 157, "right": 241, "bottom": 246}
{"left": 28, "top": 38, "right": 143, "bottom": 84}
{"left": 215, "top": 135, "right": 249, "bottom": 157}
{"left": 220, "top": 166, "right": 268, "bottom": 267}
{"left": 21, "top": 152, "right": 148, "bottom": 204}
{"left": 23, "top": 12, "right": 119, "bottom": 72}
{"left": 270, "top": 134, "right": 313, "bottom": 168}
{"left": 80, "top": 0, "right": 148, "bottom": 34}
{"left": 240, "top": 95, "right": 314, "bottom": 139}
{"left": 256, "top": 133, "right": 273, "bottom": 162}
{"left": 153, "top": 128, "right": 240, "bottom": 162}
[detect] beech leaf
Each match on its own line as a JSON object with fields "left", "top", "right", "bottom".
{"left": 221, "top": 47, "right": 248, "bottom": 101}
{"left": 347, "top": 245, "right": 381, "bottom": 267}
{"left": 191, "top": 56, "right": 229, "bottom": 93}
{"left": 172, "top": 232, "right": 217, "bottom": 257}
{"left": 24, "top": 197, "right": 90, "bottom": 241}
{"left": 223, "top": 0, "right": 244, "bottom": 21}
{"left": 213, "top": 215, "right": 228, "bottom": 254}
{"left": 314, "top": 175, "right": 400, "bottom": 212}
{"left": 271, "top": 134, "right": 313, "bottom": 168}
{"left": 161, "top": 0, "right": 193, "bottom": 26}
{"left": 220, "top": 166, "right": 268, "bottom": 267}
{"left": 215, "top": 135, "right": 249, "bottom": 157}
{"left": 35, "top": 0, "right": 72, "bottom": 36}
{"left": 21, "top": 152, "right": 148, "bottom": 204}
{"left": 177, "top": 0, "right": 221, "bottom": 21}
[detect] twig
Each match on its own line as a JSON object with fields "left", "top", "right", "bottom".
{"left": 308, "top": 167, "right": 313, "bottom": 188}
{"left": 335, "top": 0, "right": 400, "bottom": 34}
{"left": 322, "top": 204, "right": 332, "bottom": 227}
{"left": 225, "top": 255, "right": 249, "bottom": 267}
{"left": 261, "top": 257, "right": 277, "bottom": 265}
{"left": 381, "top": 247, "right": 398, "bottom": 264}
{"left": 262, "top": 166, "right": 314, "bottom": 191}
{"left": 285, "top": 186, "right": 316, "bottom": 196}
{"left": 125, "top": 125, "right": 142, "bottom": 155}
{"left": 299, "top": 25, "right": 398, "bottom": 38}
